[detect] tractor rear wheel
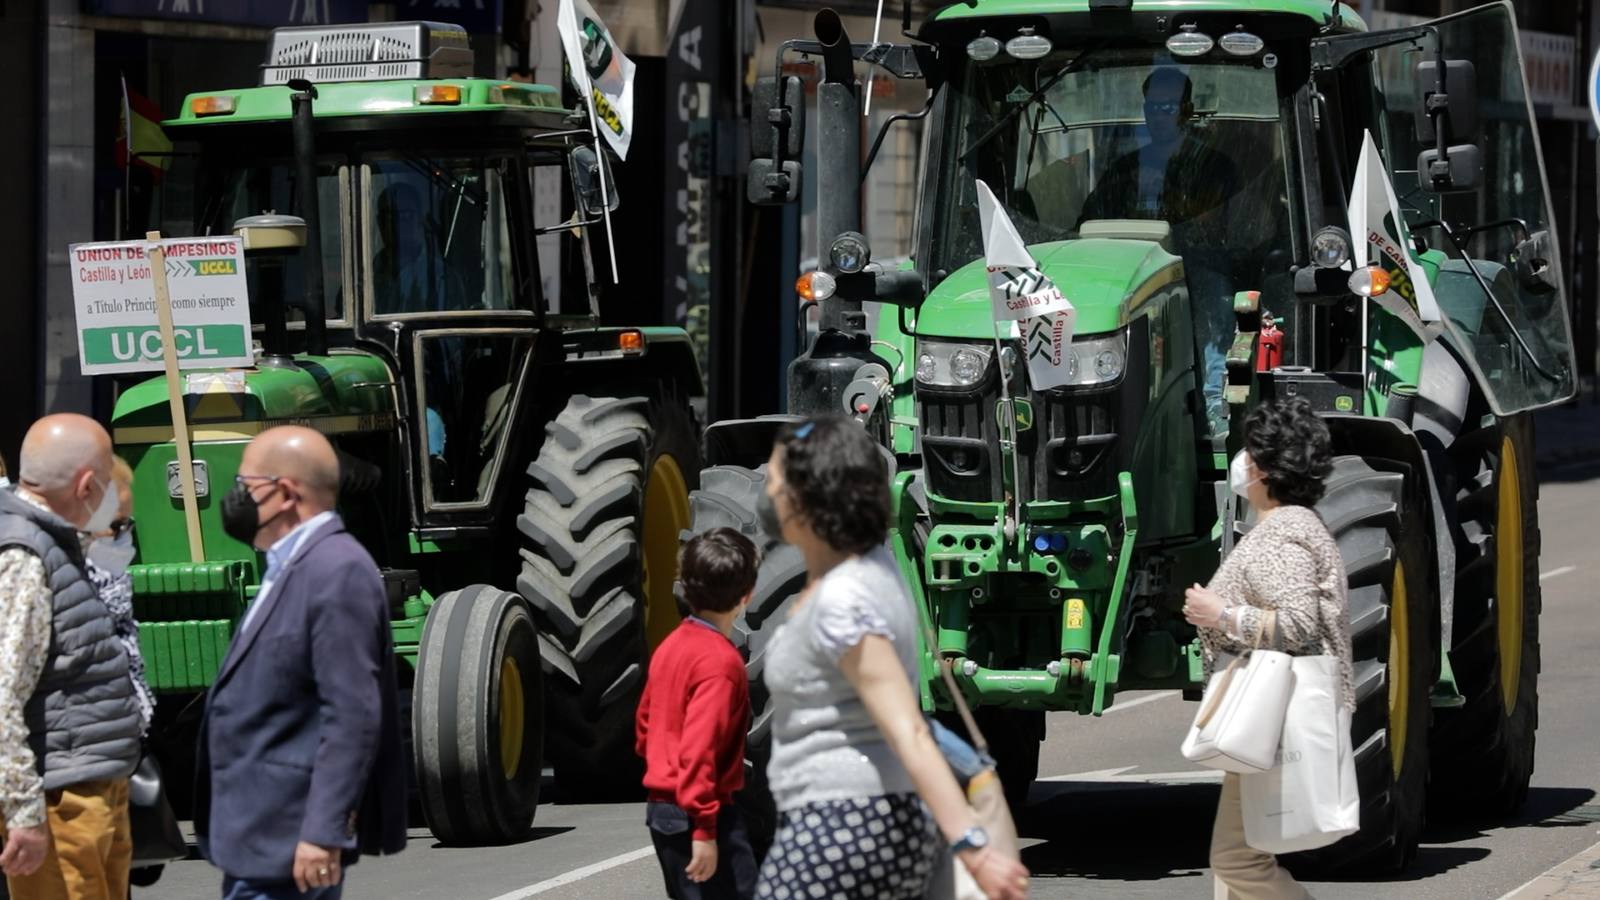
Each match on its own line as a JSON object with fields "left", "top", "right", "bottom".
{"left": 1431, "top": 414, "right": 1541, "bottom": 815}
{"left": 685, "top": 464, "right": 808, "bottom": 858}
{"left": 413, "top": 585, "right": 545, "bottom": 844}
{"left": 1292, "top": 456, "right": 1434, "bottom": 873}
{"left": 518, "top": 394, "right": 698, "bottom": 796}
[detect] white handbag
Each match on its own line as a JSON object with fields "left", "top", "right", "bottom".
{"left": 1181, "top": 612, "right": 1296, "bottom": 774}
{"left": 1241, "top": 655, "right": 1360, "bottom": 853}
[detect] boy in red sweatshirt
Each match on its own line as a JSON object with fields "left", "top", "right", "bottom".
{"left": 636, "top": 528, "right": 758, "bottom": 900}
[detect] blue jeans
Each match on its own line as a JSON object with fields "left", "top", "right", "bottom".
{"left": 222, "top": 874, "right": 343, "bottom": 900}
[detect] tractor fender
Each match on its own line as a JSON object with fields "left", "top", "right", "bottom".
{"left": 1323, "top": 414, "right": 1456, "bottom": 650}
{"left": 551, "top": 328, "right": 707, "bottom": 400}
{"left": 1412, "top": 338, "right": 1472, "bottom": 452}
{"left": 704, "top": 415, "right": 807, "bottom": 470}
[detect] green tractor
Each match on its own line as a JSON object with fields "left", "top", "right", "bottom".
{"left": 110, "top": 22, "right": 702, "bottom": 843}
{"left": 699, "top": 0, "right": 1573, "bottom": 870}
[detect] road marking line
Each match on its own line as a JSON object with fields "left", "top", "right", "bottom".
{"left": 1540, "top": 565, "right": 1577, "bottom": 582}
{"left": 486, "top": 845, "right": 655, "bottom": 899}
{"left": 1039, "top": 766, "right": 1223, "bottom": 784}
{"left": 1101, "top": 690, "right": 1180, "bottom": 715}
{"left": 1495, "top": 836, "right": 1600, "bottom": 899}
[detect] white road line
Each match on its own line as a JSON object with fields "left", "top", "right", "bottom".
{"left": 1101, "top": 690, "right": 1180, "bottom": 715}
{"left": 1540, "top": 565, "right": 1577, "bottom": 582}
{"left": 1039, "top": 766, "right": 1223, "bottom": 784}
{"left": 1494, "top": 836, "right": 1600, "bottom": 899}
{"left": 486, "top": 846, "right": 656, "bottom": 900}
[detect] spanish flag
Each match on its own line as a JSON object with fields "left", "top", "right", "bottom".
{"left": 116, "top": 76, "right": 171, "bottom": 176}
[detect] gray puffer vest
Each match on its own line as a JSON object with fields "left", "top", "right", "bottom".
{"left": 0, "top": 489, "right": 140, "bottom": 789}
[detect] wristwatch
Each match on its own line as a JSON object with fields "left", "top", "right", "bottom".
{"left": 951, "top": 825, "right": 990, "bottom": 855}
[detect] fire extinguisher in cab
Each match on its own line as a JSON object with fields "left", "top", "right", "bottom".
{"left": 1256, "top": 311, "right": 1283, "bottom": 373}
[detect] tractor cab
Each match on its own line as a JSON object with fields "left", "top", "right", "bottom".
{"left": 112, "top": 20, "right": 703, "bottom": 845}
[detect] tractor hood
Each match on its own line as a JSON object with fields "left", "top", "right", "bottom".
{"left": 917, "top": 237, "right": 1183, "bottom": 340}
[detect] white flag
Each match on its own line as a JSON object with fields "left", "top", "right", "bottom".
{"left": 558, "top": 0, "right": 636, "bottom": 160}
{"left": 1349, "top": 131, "right": 1443, "bottom": 341}
{"left": 976, "top": 180, "right": 1077, "bottom": 390}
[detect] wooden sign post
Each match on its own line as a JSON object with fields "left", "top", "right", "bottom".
{"left": 146, "top": 230, "right": 206, "bottom": 563}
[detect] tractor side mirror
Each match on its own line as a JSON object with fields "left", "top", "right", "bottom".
{"left": 1414, "top": 58, "right": 1481, "bottom": 193}
{"left": 568, "top": 145, "right": 620, "bottom": 217}
{"left": 1413, "top": 59, "right": 1478, "bottom": 143}
{"left": 747, "top": 75, "right": 806, "bottom": 206}
{"left": 1417, "top": 143, "right": 1481, "bottom": 193}
{"left": 751, "top": 76, "right": 806, "bottom": 159}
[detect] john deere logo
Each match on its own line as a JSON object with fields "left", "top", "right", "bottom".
{"left": 1335, "top": 395, "right": 1355, "bottom": 412}
{"left": 580, "top": 19, "right": 613, "bottom": 78}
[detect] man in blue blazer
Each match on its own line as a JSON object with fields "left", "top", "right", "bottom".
{"left": 196, "top": 426, "right": 407, "bottom": 899}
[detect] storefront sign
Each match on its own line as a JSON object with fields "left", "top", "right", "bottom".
{"left": 85, "top": 0, "right": 368, "bottom": 27}
{"left": 69, "top": 237, "right": 253, "bottom": 375}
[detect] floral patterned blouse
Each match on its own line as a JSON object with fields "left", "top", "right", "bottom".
{"left": 1199, "top": 504, "right": 1355, "bottom": 712}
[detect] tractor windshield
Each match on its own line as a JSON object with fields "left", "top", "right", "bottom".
{"left": 933, "top": 47, "right": 1297, "bottom": 420}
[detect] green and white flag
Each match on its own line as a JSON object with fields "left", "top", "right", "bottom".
{"left": 976, "top": 179, "right": 1077, "bottom": 390}
{"left": 558, "top": 0, "right": 635, "bottom": 160}
{"left": 1349, "top": 130, "right": 1443, "bottom": 341}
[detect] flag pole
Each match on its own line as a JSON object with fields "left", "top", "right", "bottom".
{"left": 580, "top": 89, "right": 620, "bottom": 284}
{"left": 121, "top": 74, "right": 132, "bottom": 240}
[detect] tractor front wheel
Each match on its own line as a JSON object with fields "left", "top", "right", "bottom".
{"left": 1292, "top": 455, "right": 1434, "bottom": 873}
{"left": 413, "top": 585, "right": 545, "bottom": 845}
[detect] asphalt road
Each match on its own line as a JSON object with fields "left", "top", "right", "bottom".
{"left": 143, "top": 462, "right": 1600, "bottom": 900}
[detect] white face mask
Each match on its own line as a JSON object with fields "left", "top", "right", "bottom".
{"left": 1229, "top": 451, "right": 1261, "bottom": 499}
{"left": 82, "top": 476, "right": 120, "bottom": 535}
{"left": 88, "top": 532, "right": 136, "bottom": 575}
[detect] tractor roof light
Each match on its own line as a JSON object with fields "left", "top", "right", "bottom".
{"left": 1005, "top": 29, "right": 1053, "bottom": 61}
{"left": 1312, "top": 226, "right": 1353, "bottom": 269}
{"left": 190, "top": 95, "right": 238, "bottom": 117}
{"left": 1219, "top": 31, "right": 1265, "bottom": 57}
{"left": 796, "top": 270, "right": 836, "bottom": 302}
{"left": 1166, "top": 24, "right": 1215, "bottom": 58}
{"left": 415, "top": 84, "right": 462, "bottom": 105}
{"left": 829, "top": 232, "right": 871, "bottom": 274}
{"left": 1348, "top": 265, "right": 1392, "bottom": 297}
{"left": 966, "top": 35, "right": 1002, "bottom": 62}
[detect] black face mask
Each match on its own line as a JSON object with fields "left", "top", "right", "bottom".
{"left": 756, "top": 491, "right": 786, "bottom": 544}
{"left": 220, "top": 482, "right": 267, "bottom": 546}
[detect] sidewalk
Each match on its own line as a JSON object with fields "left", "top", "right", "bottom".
{"left": 1500, "top": 838, "right": 1600, "bottom": 898}
{"left": 1536, "top": 403, "right": 1600, "bottom": 470}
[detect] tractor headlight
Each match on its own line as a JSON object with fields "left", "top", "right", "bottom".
{"left": 1053, "top": 331, "right": 1130, "bottom": 389}
{"left": 1311, "top": 226, "right": 1353, "bottom": 269}
{"left": 829, "top": 231, "right": 870, "bottom": 274}
{"left": 914, "top": 340, "right": 993, "bottom": 388}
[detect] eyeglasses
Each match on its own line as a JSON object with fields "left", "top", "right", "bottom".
{"left": 1145, "top": 100, "right": 1183, "bottom": 115}
{"left": 234, "top": 474, "right": 283, "bottom": 493}
{"left": 108, "top": 517, "right": 135, "bottom": 539}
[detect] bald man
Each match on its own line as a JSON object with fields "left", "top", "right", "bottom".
{"left": 0, "top": 414, "right": 143, "bottom": 899}
{"left": 195, "top": 426, "right": 406, "bottom": 900}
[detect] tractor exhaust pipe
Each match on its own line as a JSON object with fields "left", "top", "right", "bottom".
{"left": 812, "top": 9, "right": 862, "bottom": 334}
{"left": 288, "top": 78, "right": 328, "bottom": 357}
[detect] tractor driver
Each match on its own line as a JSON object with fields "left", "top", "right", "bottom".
{"left": 1077, "top": 67, "right": 1241, "bottom": 433}
{"left": 373, "top": 181, "right": 446, "bottom": 316}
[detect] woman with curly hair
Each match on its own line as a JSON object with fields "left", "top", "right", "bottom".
{"left": 755, "top": 416, "right": 1029, "bottom": 900}
{"left": 1184, "top": 396, "right": 1353, "bottom": 899}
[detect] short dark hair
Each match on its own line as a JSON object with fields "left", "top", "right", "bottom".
{"left": 679, "top": 527, "right": 759, "bottom": 614}
{"left": 1143, "top": 68, "right": 1194, "bottom": 105}
{"left": 774, "top": 416, "right": 890, "bottom": 555}
{"left": 1244, "top": 397, "right": 1334, "bottom": 508}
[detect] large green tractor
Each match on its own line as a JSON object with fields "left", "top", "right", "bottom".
{"left": 698, "top": 1, "right": 1573, "bottom": 870}
{"left": 110, "top": 22, "right": 702, "bottom": 843}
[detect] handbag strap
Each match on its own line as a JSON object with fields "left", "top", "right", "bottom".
{"left": 918, "top": 612, "right": 991, "bottom": 756}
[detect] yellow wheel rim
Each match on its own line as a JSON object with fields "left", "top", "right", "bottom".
{"left": 499, "top": 656, "right": 525, "bottom": 780}
{"left": 1496, "top": 436, "right": 1525, "bottom": 713}
{"left": 642, "top": 453, "right": 691, "bottom": 650}
{"left": 1388, "top": 559, "right": 1410, "bottom": 776}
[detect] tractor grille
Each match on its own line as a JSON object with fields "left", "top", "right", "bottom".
{"left": 920, "top": 319, "right": 1149, "bottom": 506}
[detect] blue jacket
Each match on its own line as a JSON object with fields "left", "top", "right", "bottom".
{"left": 195, "top": 516, "right": 407, "bottom": 880}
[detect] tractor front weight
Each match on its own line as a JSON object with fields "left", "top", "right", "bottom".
{"left": 924, "top": 472, "right": 1140, "bottom": 716}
